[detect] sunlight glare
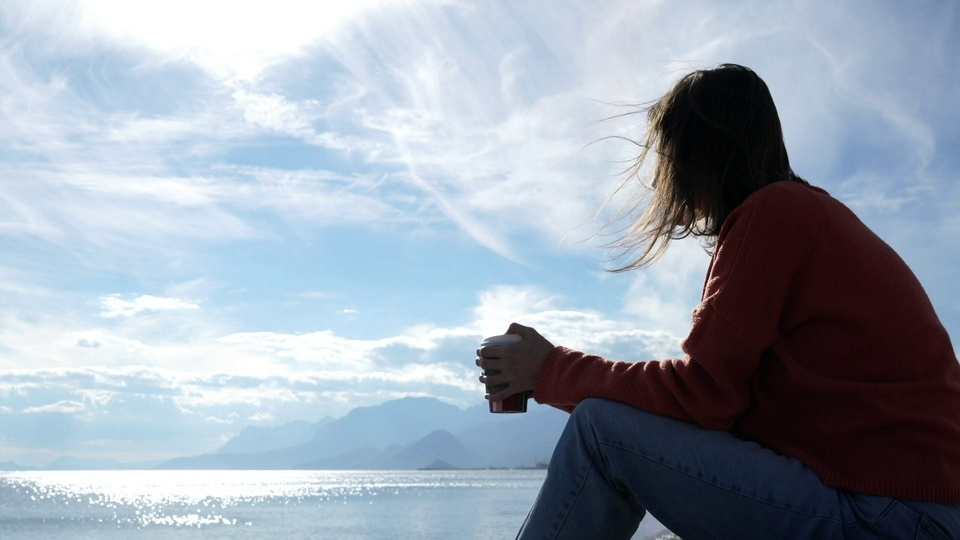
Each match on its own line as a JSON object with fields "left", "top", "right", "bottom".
{"left": 77, "top": 0, "right": 403, "bottom": 78}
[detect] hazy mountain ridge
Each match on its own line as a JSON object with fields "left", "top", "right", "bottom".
{"left": 216, "top": 417, "right": 335, "bottom": 455}
{"left": 0, "top": 461, "right": 38, "bottom": 471}
{"left": 159, "top": 397, "right": 568, "bottom": 470}
{"left": 8, "top": 397, "right": 567, "bottom": 471}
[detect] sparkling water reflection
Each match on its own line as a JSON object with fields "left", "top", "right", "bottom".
{"left": 0, "top": 470, "right": 547, "bottom": 539}
{"left": 0, "top": 469, "right": 667, "bottom": 539}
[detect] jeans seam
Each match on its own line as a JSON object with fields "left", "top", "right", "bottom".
{"left": 597, "top": 439, "right": 843, "bottom": 523}
{"left": 549, "top": 443, "right": 606, "bottom": 539}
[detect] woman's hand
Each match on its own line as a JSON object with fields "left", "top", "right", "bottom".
{"left": 476, "top": 322, "right": 555, "bottom": 402}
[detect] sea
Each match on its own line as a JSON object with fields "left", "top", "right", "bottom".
{"left": 0, "top": 469, "right": 671, "bottom": 539}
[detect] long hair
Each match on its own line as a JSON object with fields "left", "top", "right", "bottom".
{"left": 605, "top": 64, "right": 806, "bottom": 271}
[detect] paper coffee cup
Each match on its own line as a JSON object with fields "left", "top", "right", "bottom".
{"left": 480, "top": 334, "right": 528, "bottom": 413}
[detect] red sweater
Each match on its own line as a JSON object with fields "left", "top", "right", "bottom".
{"left": 535, "top": 181, "right": 960, "bottom": 503}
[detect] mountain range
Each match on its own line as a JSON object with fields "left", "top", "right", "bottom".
{"left": 3, "top": 397, "right": 570, "bottom": 471}
{"left": 160, "top": 397, "right": 569, "bottom": 470}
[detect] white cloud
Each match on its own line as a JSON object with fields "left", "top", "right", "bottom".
{"left": 246, "top": 411, "right": 275, "bottom": 423}
{"left": 4, "top": 0, "right": 434, "bottom": 81}
{"left": 213, "top": 166, "right": 414, "bottom": 225}
{"left": 470, "top": 285, "right": 559, "bottom": 334}
{"left": 1, "top": 0, "right": 956, "bottom": 263}
{"left": 231, "top": 90, "right": 322, "bottom": 139}
{"left": 619, "top": 238, "right": 710, "bottom": 338}
{"left": 0, "top": 280, "right": 684, "bottom": 427}
{"left": 24, "top": 400, "right": 87, "bottom": 414}
{"left": 99, "top": 295, "right": 200, "bottom": 318}
{"left": 0, "top": 0, "right": 957, "bottom": 467}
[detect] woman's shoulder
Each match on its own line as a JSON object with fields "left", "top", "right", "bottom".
{"left": 745, "top": 179, "right": 829, "bottom": 208}
{"left": 731, "top": 180, "right": 835, "bottom": 228}
{"left": 716, "top": 180, "right": 833, "bottom": 254}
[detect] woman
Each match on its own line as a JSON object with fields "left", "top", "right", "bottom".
{"left": 476, "top": 64, "right": 960, "bottom": 539}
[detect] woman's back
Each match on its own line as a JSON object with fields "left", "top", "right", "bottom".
{"left": 697, "top": 179, "right": 960, "bottom": 501}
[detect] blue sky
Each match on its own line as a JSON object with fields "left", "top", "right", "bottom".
{"left": 1, "top": 0, "right": 958, "bottom": 467}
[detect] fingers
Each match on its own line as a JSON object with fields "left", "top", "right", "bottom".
{"left": 478, "top": 370, "right": 510, "bottom": 401}
{"left": 479, "top": 371, "right": 509, "bottom": 399}
{"left": 485, "top": 383, "right": 510, "bottom": 396}
{"left": 477, "top": 339, "right": 515, "bottom": 362}
{"left": 505, "top": 322, "right": 532, "bottom": 336}
{"left": 475, "top": 357, "right": 505, "bottom": 370}
{"left": 477, "top": 342, "right": 513, "bottom": 360}
{"left": 487, "top": 385, "right": 527, "bottom": 403}
{"left": 478, "top": 373, "right": 510, "bottom": 392}
{"left": 479, "top": 325, "right": 534, "bottom": 358}
{"left": 476, "top": 325, "right": 540, "bottom": 403}
{"left": 477, "top": 343, "right": 509, "bottom": 359}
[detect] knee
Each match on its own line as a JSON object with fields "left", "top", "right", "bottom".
{"left": 570, "top": 398, "right": 621, "bottom": 432}
{"left": 573, "top": 397, "right": 622, "bottom": 416}
{"left": 573, "top": 397, "right": 610, "bottom": 416}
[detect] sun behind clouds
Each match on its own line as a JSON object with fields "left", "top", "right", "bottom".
{"left": 62, "top": 0, "right": 422, "bottom": 79}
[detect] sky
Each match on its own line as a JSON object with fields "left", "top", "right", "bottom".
{"left": 0, "top": 0, "right": 958, "bottom": 467}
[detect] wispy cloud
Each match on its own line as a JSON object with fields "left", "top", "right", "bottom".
{"left": 23, "top": 400, "right": 87, "bottom": 415}
{"left": 0, "top": 0, "right": 957, "bottom": 468}
{"left": 4, "top": 0, "right": 432, "bottom": 81}
{"left": 0, "top": 283, "right": 684, "bottom": 464}
{"left": 99, "top": 295, "right": 200, "bottom": 318}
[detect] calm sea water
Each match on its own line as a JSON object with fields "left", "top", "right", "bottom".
{"left": 0, "top": 470, "right": 668, "bottom": 539}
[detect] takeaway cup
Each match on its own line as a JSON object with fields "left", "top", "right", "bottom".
{"left": 479, "top": 334, "right": 528, "bottom": 413}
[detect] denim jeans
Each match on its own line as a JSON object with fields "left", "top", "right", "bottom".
{"left": 517, "top": 398, "right": 960, "bottom": 540}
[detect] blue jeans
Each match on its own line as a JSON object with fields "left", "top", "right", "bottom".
{"left": 517, "top": 398, "right": 960, "bottom": 539}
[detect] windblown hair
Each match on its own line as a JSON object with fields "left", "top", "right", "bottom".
{"left": 606, "top": 64, "right": 806, "bottom": 270}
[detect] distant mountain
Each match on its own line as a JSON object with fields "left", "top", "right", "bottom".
{"left": 43, "top": 456, "right": 163, "bottom": 470}
{"left": 456, "top": 409, "right": 569, "bottom": 468}
{"left": 289, "top": 445, "right": 384, "bottom": 470}
{"left": 0, "top": 461, "right": 36, "bottom": 471}
{"left": 158, "top": 397, "right": 570, "bottom": 470}
{"left": 296, "top": 397, "right": 474, "bottom": 460}
{"left": 297, "top": 428, "right": 484, "bottom": 470}
{"left": 420, "top": 459, "right": 458, "bottom": 470}
{"left": 216, "top": 417, "right": 334, "bottom": 455}
{"left": 384, "top": 429, "right": 481, "bottom": 470}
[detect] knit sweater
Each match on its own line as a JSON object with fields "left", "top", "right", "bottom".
{"left": 534, "top": 181, "right": 960, "bottom": 503}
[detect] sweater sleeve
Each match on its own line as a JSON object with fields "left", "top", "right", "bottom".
{"left": 533, "top": 315, "right": 762, "bottom": 429}
{"left": 534, "top": 184, "right": 806, "bottom": 429}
